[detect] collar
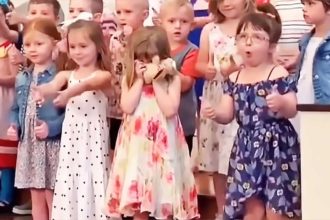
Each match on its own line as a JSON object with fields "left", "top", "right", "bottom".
{"left": 23, "top": 63, "right": 57, "bottom": 77}
{"left": 300, "top": 28, "right": 330, "bottom": 47}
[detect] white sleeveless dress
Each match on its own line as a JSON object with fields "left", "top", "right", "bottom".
{"left": 52, "top": 71, "right": 110, "bottom": 220}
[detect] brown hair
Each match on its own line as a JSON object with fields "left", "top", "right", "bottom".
{"left": 66, "top": 20, "right": 111, "bottom": 71}
{"left": 236, "top": 3, "right": 282, "bottom": 44}
{"left": 209, "top": 0, "right": 255, "bottom": 23}
{"left": 0, "top": 1, "right": 18, "bottom": 32}
{"left": 91, "top": 0, "right": 103, "bottom": 14}
{"left": 301, "top": 0, "right": 330, "bottom": 11}
{"left": 125, "top": 26, "right": 171, "bottom": 87}
{"left": 160, "top": 0, "right": 194, "bottom": 20}
{"left": 28, "top": 0, "right": 61, "bottom": 17}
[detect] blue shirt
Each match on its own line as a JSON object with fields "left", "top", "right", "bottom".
{"left": 10, "top": 63, "right": 65, "bottom": 140}
{"left": 297, "top": 28, "right": 330, "bottom": 104}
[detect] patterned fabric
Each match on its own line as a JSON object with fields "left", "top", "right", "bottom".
{"left": 105, "top": 85, "right": 199, "bottom": 220}
{"left": 52, "top": 72, "right": 110, "bottom": 220}
{"left": 15, "top": 76, "right": 60, "bottom": 190}
{"left": 198, "top": 24, "right": 238, "bottom": 174}
{"left": 222, "top": 76, "right": 301, "bottom": 219}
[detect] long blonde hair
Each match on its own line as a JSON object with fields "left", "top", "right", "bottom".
{"left": 125, "top": 26, "right": 171, "bottom": 87}
{"left": 66, "top": 20, "right": 112, "bottom": 71}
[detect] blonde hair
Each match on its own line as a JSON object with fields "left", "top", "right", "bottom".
{"left": 160, "top": 0, "right": 194, "bottom": 20}
{"left": 125, "top": 26, "right": 171, "bottom": 87}
{"left": 209, "top": 0, "right": 255, "bottom": 23}
{"left": 66, "top": 20, "right": 111, "bottom": 71}
{"left": 24, "top": 18, "right": 66, "bottom": 70}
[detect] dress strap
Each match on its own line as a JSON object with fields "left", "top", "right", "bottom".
{"left": 266, "top": 65, "right": 278, "bottom": 80}
{"left": 234, "top": 69, "right": 242, "bottom": 83}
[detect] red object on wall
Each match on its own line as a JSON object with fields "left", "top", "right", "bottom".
{"left": 0, "top": 139, "right": 18, "bottom": 168}
{"left": 256, "top": 0, "right": 270, "bottom": 5}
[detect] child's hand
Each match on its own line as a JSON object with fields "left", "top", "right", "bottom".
{"left": 151, "top": 8, "right": 161, "bottom": 26}
{"left": 8, "top": 46, "right": 24, "bottom": 65}
{"left": 6, "top": 11, "right": 26, "bottom": 25}
{"left": 32, "top": 85, "right": 46, "bottom": 106}
{"left": 7, "top": 124, "right": 18, "bottom": 141}
{"left": 266, "top": 85, "right": 282, "bottom": 112}
{"left": 35, "top": 120, "right": 49, "bottom": 140}
{"left": 204, "top": 62, "right": 217, "bottom": 80}
{"left": 135, "top": 60, "right": 146, "bottom": 79}
{"left": 200, "top": 97, "right": 216, "bottom": 119}
{"left": 53, "top": 90, "right": 69, "bottom": 107}
{"left": 276, "top": 55, "right": 298, "bottom": 72}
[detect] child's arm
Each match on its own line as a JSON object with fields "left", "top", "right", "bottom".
{"left": 120, "top": 76, "right": 144, "bottom": 114}
{"left": 153, "top": 75, "right": 181, "bottom": 118}
{"left": 0, "top": 45, "right": 21, "bottom": 87}
{"left": 36, "top": 71, "right": 70, "bottom": 99}
{"left": 0, "top": 14, "right": 19, "bottom": 43}
{"left": 195, "top": 23, "right": 217, "bottom": 80}
{"left": 45, "top": 113, "right": 65, "bottom": 138}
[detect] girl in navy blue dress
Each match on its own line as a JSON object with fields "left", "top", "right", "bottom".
{"left": 201, "top": 5, "right": 301, "bottom": 220}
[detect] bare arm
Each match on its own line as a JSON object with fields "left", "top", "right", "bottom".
{"left": 0, "top": 19, "right": 19, "bottom": 43}
{"left": 278, "top": 92, "right": 297, "bottom": 118}
{"left": 120, "top": 76, "right": 144, "bottom": 115}
{"left": 213, "top": 94, "right": 235, "bottom": 124}
{"left": 153, "top": 75, "right": 181, "bottom": 118}
{"left": 38, "top": 71, "right": 69, "bottom": 98}
{"left": 64, "top": 70, "right": 111, "bottom": 99}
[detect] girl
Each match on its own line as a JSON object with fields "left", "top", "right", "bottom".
{"left": 35, "top": 20, "right": 112, "bottom": 220}
{"left": 195, "top": 0, "right": 254, "bottom": 219}
{"left": 105, "top": 26, "right": 199, "bottom": 220}
{"left": 201, "top": 8, "right": 301, "bottom": 220}
{"left": 6, "top": 18, "right": 65, "bottom": 220}
{"left": 0, "top": 1, "right": 19, "bottom": 211}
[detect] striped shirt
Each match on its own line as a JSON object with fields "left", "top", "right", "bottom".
{"left": 273, "top": 0, "right": 312, "bottom": 54}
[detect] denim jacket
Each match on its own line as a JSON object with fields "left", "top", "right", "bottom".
{"left": 9, "top": 63, "right": 65, "bottom": 140}
{"left": 296, "top": 29, "right": 330, "bottom": 104}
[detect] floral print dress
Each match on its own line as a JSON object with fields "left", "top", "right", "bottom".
{"left": 222, "top": 72, "right": 301, "bottom": 219}
{"left": 105, "top": 85, "right": 199, "bottom": 220}
{"left": 198, "top": 24, "right": 238, "bottom": 175}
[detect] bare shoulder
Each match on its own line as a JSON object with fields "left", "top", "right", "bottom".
{"left": 201, "top": 22, "right": 214, "bottom": 34}
{"left": 269, "top": 65, "right": 289, "bottom": 80}
{"left": 228, "top": 70, "right": 239, "bottom": 82}
{"left": 57, "top": 70, "right": 71, "bottom": 79}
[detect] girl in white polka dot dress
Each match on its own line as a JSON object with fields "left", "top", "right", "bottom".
{"left": 35, "top": 20, "right": 112, "bottom": 220}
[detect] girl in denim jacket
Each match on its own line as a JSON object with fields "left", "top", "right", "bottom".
{"left": 7, "top": 19, "right": 65, "bottom": 220}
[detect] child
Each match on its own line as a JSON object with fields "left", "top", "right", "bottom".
{"left": 34, "top": 20, "right": 112, "bottom": 220}
{"left": 101, "top": 12, "right": 117, "bottom": 45}
{"left": 68, "top": 0, "right": 103, "bottom": 22}
{"left": 105, "top": 26, "right": 199, "bottom": 220}
{"left": 271, "top": 0, "right": 311, "bottom": 72}
{"left": 195, "top": 0, "right": 254, "bottom": 218}
{"left": 6, "top": 18, "right": 65, "bottom": 220}
{"left": 201, "top": 7, "right": 301, "bottom": 219}
{"left": 107, "top": 0, "right": 149, "bottom": 160}
{"left": 0, "top": 1, "right": 19, "bottom": 212}
{"left": 160, "top": 0, "right": 200, "bottom": 155}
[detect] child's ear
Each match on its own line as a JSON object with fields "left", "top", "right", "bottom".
{"left": 93, "top": 13, "right": 102, "bottom": 23}
{"left": 143, "top": 9, "right": 149, "bottom": 21}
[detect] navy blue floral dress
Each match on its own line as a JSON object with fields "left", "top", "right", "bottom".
{"left": 223, "top": 71, "right": 301, "bottom": 220}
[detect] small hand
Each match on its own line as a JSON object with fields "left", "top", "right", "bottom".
{"left": 135, "top": 60, "right": 146, "bottom": 79}
{"left": 35, "top": 120, "right": 49, "bottom": 140}
{"left": 161, "top": 58, "right": 176, "bottom": 75}
{"left": 32, "top": 85, "right": 45, "bottom": 107}
{"left": 266, "top": 84, "right": 282, "bottom": 112}
{"left": 7, "top": 124, "right": 18, "bottom": 141}
{"left": 200, "top": 97, "right": 216, "bottom": 119}
{"left": 53, "top": 90, "right": 70, "bottom": 107}
{"left": 205, "top": 62, "right": 217, "bottom": 80}
{"left": 151, "top": 8, "right": 161, "bottom": 26}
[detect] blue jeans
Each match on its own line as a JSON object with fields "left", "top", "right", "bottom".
{"left": 0, "top": 169, "right": 15, "bottom": 205}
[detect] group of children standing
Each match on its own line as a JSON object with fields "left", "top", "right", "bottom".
{"left": 0, "top": 0, "right": 329, "bottom": 219}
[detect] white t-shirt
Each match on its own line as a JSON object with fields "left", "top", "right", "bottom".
{"left": 291, "top": 37, "right": 322, "bottom": 135}
{"left": 144, "top": 0, "right": 164, "bottom": 26}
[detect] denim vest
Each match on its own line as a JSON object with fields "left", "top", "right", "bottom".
{"left": 9, "top": 64, "right": 65, "bottom": 140}
{"left": 296, "top": 29, "right": 330, "bottom": 104}
{"left": 174, "top": 42, "right": 198, "bottom": 136}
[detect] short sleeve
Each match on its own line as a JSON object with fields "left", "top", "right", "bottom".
{"left": 276, "top": 74, "right": 298, "bottom": 94}
{"left": 223, "top": 79, "right": 235, "bottom": 96}
{"left": 180, "top": 49, "right": 201, "bottom": 78}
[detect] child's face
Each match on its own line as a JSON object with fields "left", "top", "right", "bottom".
{"left": 218, "top": 0, "right": 246, "bottom": 20}
{"left": 236, "top": 24, "right": 272, "bottom": 67}
{"left": 161, "top": 5, "right": 193, "bottom": 45}
{"left": 302, "top": 0, "right": 328, "bottom": 25}
{"left": 24, "top": 31, "right": 55, "bottom": 65}
{"left": 27, "top": 3, "right": 57, "bottom": 22}
{"left": 115, "top": 0, "right": 148, "bottom": 30}
{"left": 69, "top": 0, "right": 92, "bottom": 20}
{"left": 67, "top": 29, "right": 98, "bottom": 67}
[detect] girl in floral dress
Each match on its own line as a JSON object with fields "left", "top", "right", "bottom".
{"left": 196, "top": 0, "right": 255, "bottom": 219}
{"left": 201, "top": 8, "right": 301, "bottom": 220}
{"left": 105, "top": 26, "right": 199, "bottom": 220}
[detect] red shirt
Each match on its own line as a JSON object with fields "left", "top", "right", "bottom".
{"left": 171, "top": 44, "right": 201, "bottom": 79}
{"left": 0, "top": 139, "right": 18, "bottom": 168}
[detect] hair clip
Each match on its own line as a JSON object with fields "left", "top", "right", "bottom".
{"left": 0, "top": 0, "right": 9, "bottom": 7}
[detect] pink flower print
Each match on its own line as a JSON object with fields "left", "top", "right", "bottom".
{"left": 107, "top": 199, "right": 119, "bottom": 213}
{"left": 128, "top": 180, "right": 138, "bottom": 198}
{"left": 152, "top": 151, "right": 161, "bottom": 163}
{"left": 189, "top": 187, "right": 197, "bottom": 201}
{"left": 157, "top": 129, "right": 168, "bottom": 151}
{"left": 166, "top": 172, "right": 173, "bottom": 184}
{"left": 161, "top": 204, "right": 172, "bottom": 217}
{"left": 147, "top": 119, "right": 160, "bottom": 141}
{"left": 134, "top": 117, "right": 142, "bottom": 134}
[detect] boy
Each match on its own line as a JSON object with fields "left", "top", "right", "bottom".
{"left": 107, "top": 0, "right": 149, "bottom": 160}
{"left": 291, "top": 0, "right": 330, "bottom": 133}
{"left": 160, "top": 0, "right": 201, "bottom": 155}
{"left": 69, "top": 0, "right": 103, "bottom": 22}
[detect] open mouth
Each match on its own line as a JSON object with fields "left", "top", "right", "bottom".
{"left": 245, "top": 51, "right": 252, "bottom": 57}
{"left": 174, "top": 31, "right": 181, "bottom": 36}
